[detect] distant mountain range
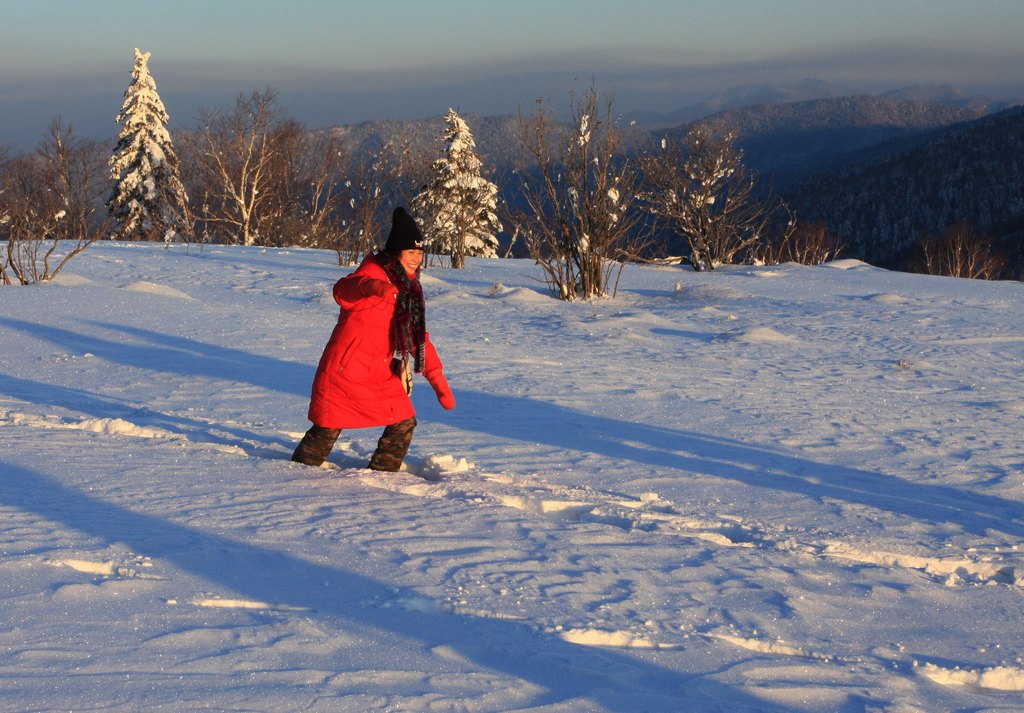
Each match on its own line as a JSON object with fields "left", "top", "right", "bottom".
{"left": 622, "top": 79, "right": 856, "bottom": 126}
{"left": 626, "top": 80, "right": 1015, "bottom": 127}
{"left": 666, "top": 94, "right": 993, "bottom": 184}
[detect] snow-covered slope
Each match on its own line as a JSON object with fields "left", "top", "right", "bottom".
{"left": 2, "top": 243, "right": 1023, "bottom": 712}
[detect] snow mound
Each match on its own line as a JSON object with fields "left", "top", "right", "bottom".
{"left": 492, "top": 285, "right": 549, "bottom": 303}
{"left": 999, "top": 400, "right": 1024, "bottom": 413}
{"left": 76, "top": 416, "right": 177, "bottom": 439}
{"left": 417, "top": 453, "right": 475, "bottom": 479}
{"left": 824, "top": 542, "right": 1018, "bottom": 586}
{"left": 4, "top": 412, "right": 177, "bottom": 439}
{"left": 722, "top": 326, "right": 797, "bottom": 344}
{"left": 498, "top": 495, "right": 597, "bottom": 520}
{"left": 418, "top": 272, "right": 446, "bottom": 288}
{"left": 685, "top": 284, "right": 750, "bottom": 302}
{"left": 121, "top": 280, "right": 193, "bottom": 300}
{"left": 920, "top": 662, "right": 1024, "bottom": 692}
{"left": 191, "top": 598, "right": 311, "bottom": 612}
{"left": 3, "top": 411, "right": 248, "bottom": 455}
{"left": 56, "top": 557, "right": 154, "bottom": 578}
{"left": 711, "top": 632, "right": 810, "bottom": 658}
{"left": 60, "top": 559, "right": 119, "bottom": 576}
{"left": 822, "top": 259, "right": 874, "bottom": 270}
{"left": 559, "top": 627, "right": 679, "bottom": 650}
{"left": 49, "top": 273, "right": 96, "bottom": 287}
{"left": 864, "top": 293, "right": 909, "bottom": 304}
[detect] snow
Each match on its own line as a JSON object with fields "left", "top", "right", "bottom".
{"left": 2, "top": 242, "right": 1024, "bottom": 711}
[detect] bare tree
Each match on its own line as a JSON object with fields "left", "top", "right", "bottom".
{"left": 255, "top": 122, "right": 347, "bottom": 249}
{"left": 192, "top": 89, "right": 287, "bottom": 246}
{"left": 913, "top": 222, "right": 1007, "bottom": 280}
{"left": 297, "top": 130, "right": 348, "bottom": 250}
{"left": 1, "top": 120, "right": 108, "bottom": 285}
{"left": 753, "top": 212, "right": 844, "bottom": 266}
{"left": 642, "top": 125, "right": 773, "bottom": 271}
{"left": 335, "top": 147, "right": 393, "bottom": 264}
{"left": 514, "top": 85, "right": 644, "bottom": 300}
{"left": 335, "top": 132, "right": 425, "bottom": 265}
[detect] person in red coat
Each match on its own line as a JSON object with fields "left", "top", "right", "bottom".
{"left": 292, "top": 207, "right": 455, "bottom": 471}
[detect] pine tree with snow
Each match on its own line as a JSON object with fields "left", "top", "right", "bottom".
{"left": 413, "top": 109, "right": 501, "bottom": 268}
{"left": 107, "top": 48, "right": 190, "bottom": 243}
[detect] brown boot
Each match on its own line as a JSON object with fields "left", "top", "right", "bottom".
{"left": 367, "top": 417, "right": 417, "bottom": 472}
{"left": 291, "top": 425, "right": 342, "bottom": 466}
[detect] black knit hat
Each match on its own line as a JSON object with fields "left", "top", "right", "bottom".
{"left": 384, "top": 207, "right": 425, "bottom": 252}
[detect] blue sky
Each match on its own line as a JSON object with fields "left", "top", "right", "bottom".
{"left": 3, "top": 0, "right": 1024, "bottom": 149}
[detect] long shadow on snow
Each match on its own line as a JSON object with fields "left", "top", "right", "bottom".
{"left": 0, "top": 317, "right": 312, "bottom": 398}
{"left": 0, "top": 372, "right": 295, "bottom": 457}
{"left": 449, "top": 390, "right": 1024, "bottom": 540}
{"left": 0, "top": 461, "right": 779, "bottom": 713}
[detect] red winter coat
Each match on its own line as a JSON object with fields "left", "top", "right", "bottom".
{"left": 306, "top": 254, "right": 445, "bottom": 429}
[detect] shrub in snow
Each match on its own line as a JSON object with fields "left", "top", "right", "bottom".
{"left": 1, "top": 121, "right": 107, "bottom": 285}
{"left": 513, "top": 85, "right": 645, "bottom": 300}
{"left": 641, "top": 126, "right": 776, "bottom": 272}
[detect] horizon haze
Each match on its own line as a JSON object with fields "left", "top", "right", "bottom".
{"left": 2, "top": 0, "right": 1024, "bottom": 150}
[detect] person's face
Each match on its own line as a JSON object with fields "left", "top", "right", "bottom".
{"left": 399, "top": 249, "right": 424, "bottom": 275}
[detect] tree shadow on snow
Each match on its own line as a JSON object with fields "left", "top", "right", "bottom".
{"left": 0, "top": 372, "right": 297, "bottom": 458}
{"left": 447, "top": 390, "right": 1024, "bottom": 541}
{"left": 0, "top": 462, "right": 781, "bottom": 713}
{"left": 0, "top": 317, "right": 312, "bottom": 399}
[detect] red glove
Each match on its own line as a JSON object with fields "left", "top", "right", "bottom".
{"left": 361, "top": 278, "right": 396, "bottom": 301}
{"left": 426, "top": 371, "right": 455, "bottom": 410}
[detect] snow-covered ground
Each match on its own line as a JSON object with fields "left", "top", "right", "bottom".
{"left": 2, "top": 242, "right": 1023, "bottom": 712}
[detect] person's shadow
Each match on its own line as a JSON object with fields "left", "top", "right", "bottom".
{"left": 434, "top": 390, "right": 1024, "bottom": 541}
{"left": 1, "top": 461, "right": 780, "bottom": 712}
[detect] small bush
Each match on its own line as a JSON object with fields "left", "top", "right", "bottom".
{"left": 755, "top": 220, "right": 844, "bottom": 266}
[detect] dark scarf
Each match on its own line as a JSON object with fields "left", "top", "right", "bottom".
{"left": 381, "top": 257, "right": 426, "bottom": 373}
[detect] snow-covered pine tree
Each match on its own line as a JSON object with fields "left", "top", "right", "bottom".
{"left": 107, "top": 48, "right": 189, "bottom": 243}
{"left": 413, "top": 109, "right": 501, "bottom": 268}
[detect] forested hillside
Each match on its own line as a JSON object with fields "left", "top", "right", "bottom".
{"left": 686, "top": 96, "right": 989, "bottom": 184}
{"left": 784, "top": 106, "right": 1024, "bottom": 274}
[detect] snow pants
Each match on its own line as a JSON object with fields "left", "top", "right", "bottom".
{"left": 291, "top": 417, "right": 417, "bottom": 472}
